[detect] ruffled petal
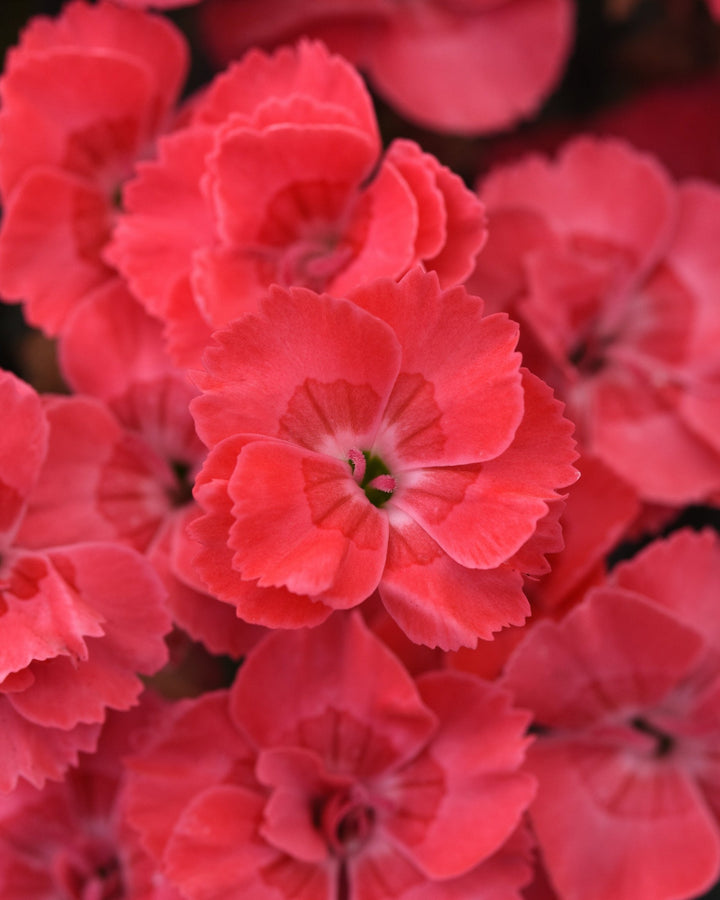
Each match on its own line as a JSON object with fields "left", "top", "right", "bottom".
{"left": 393, "top": 370, "right": 577, "bottom": 568}
{"left": 0, "top": 370, "right": 48, "bottom": 550}
{"left": 383, "top": 671, "right": 534, "bottom": 877}
{"left": 380, "top": 512, "right": 528, "bottom": 650}
{"left": 192, "top": 287, "right": 401, "bottom": 451}
{"left": 350, "top": 269, "right": 524, "bottom": 469}
{"left": 227, "top": 440, "right": 388, "bottom": 606}
{"left": 527, "top": 739, "right": 720, "bottom": 900}
{"left": 230, "top": 614, "right": 437, "bottom": 772}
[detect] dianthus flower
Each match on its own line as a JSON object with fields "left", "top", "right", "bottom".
{"left": 0, "top": 697, "right": 182, "bottom": 900}
{"left": 0, "top": 0, "right": 188, "bottom": 335}
{"left": 194, "top": 0, "right": 573, "bottom": 135}
{"left": 109, "top": 40, "right": 486, "bottom": 366}
{"left": 502, "top": 529, "right": 720, "bottom": 900}
{"left": 190, "top": 268, "right": 578, "bottom": 649}
{"left": 469, "top": 137, "right": 720, "bottom": 505}
{"left": 10, "top": 285, "right": 262, "bottom": 660}
{"left": 0, "top": 368, "right": 171, "bottom": 791}
{"left": 125, "top": 613, "right": 536, "bottom": 899}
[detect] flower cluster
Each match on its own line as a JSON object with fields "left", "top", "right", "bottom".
{"left": 1, "top": 2, "right": 720, "bottom": 900}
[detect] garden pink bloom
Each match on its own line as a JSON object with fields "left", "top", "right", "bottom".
{"left": 17, "top": 308, "right": 262, "bottom": 659}
{"left": 0, "top": 697, "right": 182, "bottom": 900}
{"left": 0, "top": 368, "right": 171, "bottom": 792}
{"left": 190, "top": 269, "right": 578, "bottom": 649}
{"left": 502, "top": 529, "right": 720, "bottom": 900}
{"left": 197, "top": 0, "right": 574, "bottom": 135}
{"left": 108, "top": 40, "right": 486, "bottom": 366}
{"left": 125, "top": 613, "right": 536, "bottom": 899}
{"left": 0, "top": 0, "right": 188, "bottom": 335}
{"left": 59, "top": 280, "right": 266, "bottom": 657}
{"left": 469, "top": 136, "right": 720, "bottom": 505}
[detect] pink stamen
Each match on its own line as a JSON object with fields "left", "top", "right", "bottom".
{"left": 368, "top": 474, "right": 395, "bottom": 494}
{"left": 348, "top": 449, "right": 366, "bottom": 484}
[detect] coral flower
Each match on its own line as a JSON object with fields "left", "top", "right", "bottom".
{"left": 469, "top": 137, "right": 720, "bottom": 505}
{"left": 0, "top": 369, "right": 170, "bottom": 792}
{"left": 0, "top": 698, "right": 182, "bottom": 900}
{"left": 190, "top": 269, "right": 578, "bottom": 649}
{"left": 125, "top": 613, "right": 536, "bottom": 899}
{"left": 502, "top": 529, "right": 720, "bottom": 900}
{"left": 53, "top": 279, "right": 264, "bottom": 658}
{"left": 0, "top": 0, "right": 187, "bottom": 335}
{"left": 109, "top": 40, "right": 486, "bottom": 366}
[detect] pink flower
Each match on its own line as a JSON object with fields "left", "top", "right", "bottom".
{"left": 502, "top": 529, "right": 720, "bottom": 900}
{"left": 108, "top": 40, "right": 486, "bottom": 366}
{"left": 197, "top": 0, "right": 574, "bottom": 135}
{"left": 16, "top": 295, "right": 263, "bottom": 659}
{"left": 190, "top": 268, "right": 578, "bottom": 649}
{"left": 469, "top": 137, "right": 720, "bottom": 505}
{"left": 0, "top": 0, "right": 188, "bottom": 335}
{"left": 0, "top": 369, "right": 171, "bottom": 791}
{"left": 0, "top": 697, "right": 182, "bottom": 900}
{"left": 125, "top": 613, "right": 536, "bottom": 899}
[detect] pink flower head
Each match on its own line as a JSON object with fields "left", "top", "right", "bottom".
{"left": 470, "top": 136, "right": 720, "bottom": 505}
{"left": 0, "top": 369, "right": 171, "bottom": 791}
{"left": 502, "top": 529, "right": 720, "bottom": 900}
{"left": 108, "top": 40, "right": 487, "bottom": 366}
{"left": 190, "top": 269, "right": 578, "bottom": 649}
{"left": 198, "top": 0, "right": 574, "bottom": 135}
{"left": 125, "top": 613, "right": 536, "bottom": 899}
{"left": 0, "top": 696, "right": 182, "bottom": 900}
{"left": 18, "top": 317, "right": 261, "bottom": 659}
{"left": 0, "top": 0, "right": 188, "bottom": 335}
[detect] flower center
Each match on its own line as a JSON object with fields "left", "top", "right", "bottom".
{"left": 277, "top": 234, "right": 354, "bottom": 293}
{"left": 170, "top": 459, "right": 194, "bottom": 507}
{"left": 348, "top": 449, "right": 396, "bottom": 507}
{"left": 630, "top": 716, "right": 675, "bottom": 758}
{"left": 316, "top": 788, "right": 376, "bottom": 858}
{"left": 52, "top": 839, "right": 125, "bottom": 900}
{"left": 568, "top": 328, "right": 614, "bottom": 376}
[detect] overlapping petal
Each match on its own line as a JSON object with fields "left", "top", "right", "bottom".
{"left": 473, "top": 136, "right": 720, "bottom": 505}
{"left": 125, "top": 614, "right": 534, "bottom": 899}
{"left": 502, "top": 533, "right": 720, "bottom": 900}
{"left": 0, "top": 370, "right": 48, "bottom": 549}
{"left": 192, "top": 285, "right": 401, "bottom": 451}
{"left": 0, "top": 0, "right": 188, "bottom": 336}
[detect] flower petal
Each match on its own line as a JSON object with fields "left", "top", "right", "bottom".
{"left": 393, "top": 369, "right": 577, "bottom": 569}
{"left": 192, "top": 287, "right": 401, "bottom": 451}
{"left": 228, "top": 440, "right": 388, "bottom": 606}
{"left": 383, "top": 671, "right": 534, "bottom": 878}
{"left": 350, "top": 269, "right": 524, "bottom": 469}
{"left": 380, "top": 512, "right": 528, "bottom": 649}
{"left": 230, "top": 614, "right": 437, "bottom": 772}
